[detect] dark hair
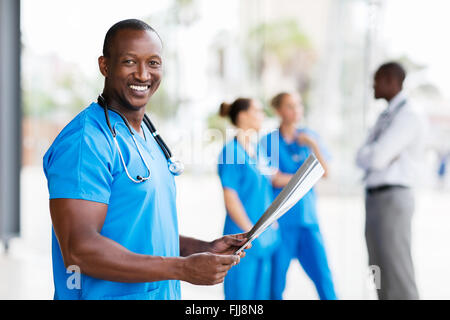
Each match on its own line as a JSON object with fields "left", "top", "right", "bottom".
{"left": 219, "top": 98, "right": 252, "bottom": 126}
{"left": 271, "top": 92, "right": 290, "bottom": 109}
{"left": 103, "top": 19, "right": 161, "bottom": 57}
{"left": 376, "top": 62, "right": 406, "bottom": 85}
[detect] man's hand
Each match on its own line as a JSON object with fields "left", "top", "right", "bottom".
{"left": 209, "top": 233, "right": 252, "bottom": 258}
{"left": 181, "top": 253, "right": 240, "bottom": 285}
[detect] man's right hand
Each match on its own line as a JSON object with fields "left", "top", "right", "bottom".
{"left": 180, "top": 252, "right": 240, "bottom": 285}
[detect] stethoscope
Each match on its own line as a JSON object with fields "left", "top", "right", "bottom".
{"left": 97, "top": 95, "right": 184, "bottom": 183}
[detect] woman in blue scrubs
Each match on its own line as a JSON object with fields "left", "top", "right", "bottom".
{"left": 217, "top": 98, "right": 287, "bottom": 300}
{"left": 261, "top": 92, "right": 337, "bottom": 300}
{"left": 43, "top": 19, "right": 247, "bottom": 300}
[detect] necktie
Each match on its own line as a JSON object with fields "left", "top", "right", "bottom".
{"left": 363, "top": 99, "right": 407, "bottom": 180}
{"left": 368, "top": 100, "right": 407, "bottom": 143}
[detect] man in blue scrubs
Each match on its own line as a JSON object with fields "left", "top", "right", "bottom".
{"left": 43, "top": 19, "right": 247, "bottom": 300}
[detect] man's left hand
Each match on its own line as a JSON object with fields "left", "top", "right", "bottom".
{"left": 209, "top": 233, "right": 252, "bottom": 258}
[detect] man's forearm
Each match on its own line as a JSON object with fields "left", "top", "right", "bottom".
{"left": 179, "top": 235, "right": 211, "bottom": 257}
{"left": 66, "top": 232, "right": 185, "bottom": 283}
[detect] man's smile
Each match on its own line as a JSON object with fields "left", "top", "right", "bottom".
{"left": 128, "top": 84, "right": 150, "bottom": 92}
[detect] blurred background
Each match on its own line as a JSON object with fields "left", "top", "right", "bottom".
{"left": 1, "top": 0, "right": 450, "bottom": 299}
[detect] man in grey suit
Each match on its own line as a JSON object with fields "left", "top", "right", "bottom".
{"left": 356, "top": 62, "right": 427, "bottom": 299}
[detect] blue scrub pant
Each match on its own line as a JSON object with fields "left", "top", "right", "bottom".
{"left": 270, "top": 225, "right": 337, "bottom": 300}
{"left": 224, "top": 254, "right": 272, "bottom": 300}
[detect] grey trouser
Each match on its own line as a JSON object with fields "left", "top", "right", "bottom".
{"left": 365, "top": 187, "right": 419, "bottom": 300}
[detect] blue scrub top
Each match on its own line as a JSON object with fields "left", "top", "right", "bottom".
{"left": 261, "top": 128, "right": 330, "bottom": 228}
{"left": 218, "top": 138, "right": 280, "bottom": 257}
{"left": 43, "top": 102, "right": 181, "bottom": 300}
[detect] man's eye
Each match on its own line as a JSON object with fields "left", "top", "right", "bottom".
{"left": 124, "top": 60, "right": 135, "bottom": 65}
{"left": 149, "top": 60, "right": 161, "bottom": 67}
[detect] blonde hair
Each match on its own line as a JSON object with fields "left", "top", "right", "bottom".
{"left": 271, "top": 92, "right": 290, "bottom": 109}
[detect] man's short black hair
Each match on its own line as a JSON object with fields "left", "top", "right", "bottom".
{"left": 376, "top": 62, "right": 406, "bottom": 85}
{"left": 102, "top": 19, "right": 161, "bottom": 57}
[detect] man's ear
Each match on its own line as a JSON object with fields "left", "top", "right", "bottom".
{"left": 98, "top": 56, "right": 108, "bottom": 77}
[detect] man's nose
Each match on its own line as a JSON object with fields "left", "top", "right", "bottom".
{"left": 134, "top": 63, "right": 151, "bottom": 82}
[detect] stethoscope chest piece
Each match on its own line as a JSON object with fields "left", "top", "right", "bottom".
{"left": 168, "top": 157, "right": 184, "bottom": 176}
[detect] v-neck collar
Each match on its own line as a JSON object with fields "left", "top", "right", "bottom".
{"left": 234, "top": 137, "right": 257, "bottom": 161}
{"left": 130, "top": 124, "right": 147, "bottom": 143}
{"left": 278, "top": 127, "right": 299, "bottom": 145}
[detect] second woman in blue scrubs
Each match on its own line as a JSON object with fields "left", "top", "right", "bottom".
{"left": 261, "top": 92, "right": 337, "bottom": 300}
{"left": 217, "top": 98, "right": 282, "bottom": 300}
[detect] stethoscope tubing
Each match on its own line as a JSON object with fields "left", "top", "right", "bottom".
{"left": 113, "top": 135, "right": 151, "bottom": 183}
{"left": 97, "top": 94, "right": 182, "bottom": 183}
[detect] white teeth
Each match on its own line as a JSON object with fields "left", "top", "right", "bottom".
{"left": 129, "top": 85, "right": 149, "bottom": 91}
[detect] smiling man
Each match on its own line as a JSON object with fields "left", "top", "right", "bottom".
{"left": 99, "top": 20, "right": 162, "bottom": 136}
{"left": 43, "top": 19, "right": 248, "bottom": 300}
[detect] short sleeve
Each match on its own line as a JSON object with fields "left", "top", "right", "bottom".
{"left": 217, "top": 150, "right": 241, "bottom": 192}
{"left": 43, "top": 115, "right": 114, "bottom": 204}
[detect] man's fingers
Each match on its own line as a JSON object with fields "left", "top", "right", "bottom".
{"left": 216, "top": 260, "right": 236, "bottom": 272}
{"left": 216, "top": 254, "right": 240, "bottom": 266}
{"left": 212, "top": 273, "right": 227, "bottom": 285}
{"left": 224, "top": 235, "right": 248, "bottom": 246}
{"left": 237, "top": 250, "right": 246, "bottom": 258}
{"left": 235, "top": 232, "right": 250, "bottom": 240}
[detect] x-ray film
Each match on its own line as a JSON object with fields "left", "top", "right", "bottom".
{"left": 235, "top": 154, "right": 324, "bottom": 255}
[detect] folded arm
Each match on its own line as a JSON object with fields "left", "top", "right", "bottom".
{"left": 356, "top": 111, "right": 419, "bottom": 171}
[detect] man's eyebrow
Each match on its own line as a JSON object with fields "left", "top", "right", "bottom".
{"left": 119, "top": 52, "right": 162, "bottom": 59}
{"left": 120, "top": 52, "right": 138, "bottom": 58}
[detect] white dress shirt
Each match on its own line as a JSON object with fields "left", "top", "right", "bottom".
{"left": 356, "top": 91, "right": 428, "bottom": 188}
